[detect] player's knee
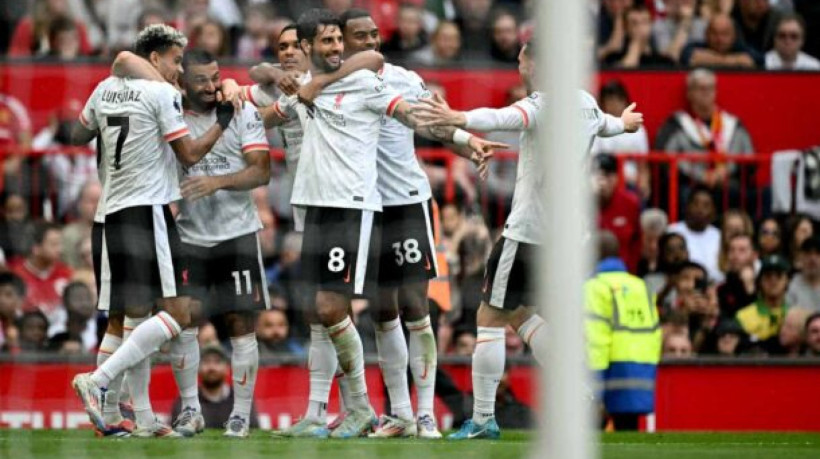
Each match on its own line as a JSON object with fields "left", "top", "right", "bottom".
{"left": 509, "top": 306, "right": 536, "bottom": 331}
{"left": 106, "top": 313, "right": 124, "bottom": 336}
{"left": 315, "top": 291, "right": 349, "bottom": 326}
{"left": 225, "top": 311, "right": 256, "bottom": 336}
{"left": 161, "top": 298, "right": 192, "bottom": 329}
{"left": 124, "top": 304, "right": 152, "bottom": 320}
{"left": 398, "top": 282, "right": 429, "bottom": 321}
{"left": 476, "top": 301, "right": 512, "bottom": 328}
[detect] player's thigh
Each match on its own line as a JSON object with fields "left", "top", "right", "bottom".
{"left": 301, "top": 206, "right": 381, "bottom": 298}
{"left": 379, "top": 201, "right": 438, "bottom": 290}
{"left": 211, "top": 232, "right": 270, "bottom": 316}
{"left": 103, "top": 206, "right": 160, "bottom": 312}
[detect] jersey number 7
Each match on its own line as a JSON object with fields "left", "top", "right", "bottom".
{"left": 107, "top": 116, "right": 130, "bottom": 170}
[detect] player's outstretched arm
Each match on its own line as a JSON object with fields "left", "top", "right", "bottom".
{"left": 111, "top": 51, "right": 164, "bottom": 82}
{"left": 249, "top": 63, "right": 301, "bottom": 95}
{"left": 416, "top": 93, "right": 527, "bottom": 132}
{"left": 169, "top": 102, "right": 234, "bottom": 167}
{"left": 180, "top": 149, "right": 271, "bottom": 200}
{"left": 297, "top": 51, "right": 385, "bottom": 106}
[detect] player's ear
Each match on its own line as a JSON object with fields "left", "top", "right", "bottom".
{"left": 148, "top": 50, "right": 160, "bottom": 67}
{"left": 300, "top": 39, "right": 311, "bottom": 55}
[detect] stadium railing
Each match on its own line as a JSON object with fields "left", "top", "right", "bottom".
{"left": 0, "top": 147, "right": 780, "bottom": 225}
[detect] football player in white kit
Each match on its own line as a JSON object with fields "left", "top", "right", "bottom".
{"left": 171, "top": 49, "right": 272, "bottom": 438}
{"left": 333, "top": 9, "right": 446, "bottom": 438}
{"left": 414, "top": 41, "right": 644, "bottom": 440}
{"left": 70, "top": 24, "right": 236, "bottom": 437}
{"left": 254, "top": 8, "right": 504, "bottom": 439}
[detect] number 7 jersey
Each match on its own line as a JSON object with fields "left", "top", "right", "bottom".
{"left": 80, "top": 76, "right": 189, "bottom": 215}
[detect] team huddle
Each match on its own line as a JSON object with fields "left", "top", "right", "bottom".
{"left": 70, "top": 7, "right": 643, "bottom": 440}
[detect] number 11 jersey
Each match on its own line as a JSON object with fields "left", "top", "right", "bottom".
{"left": 80, "top": 76, "right": 189, "bottom": 215}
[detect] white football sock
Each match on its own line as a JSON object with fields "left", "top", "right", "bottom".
{"left": 375, "top": 318, "right": 412, "bottom": 420}
{"left": 336, "top": 367, "right": 351, "bottom": 413}
{"left": 327, "top": 316, "right": 370, "bottom": 412}
{"left": 306, "top": 324, "right": 336, "bottom": 422}
{"left": 517, "top": 315, "right": 546, "bottom": 366}
{"left": 472, "top": 327, "right": 505, "bottom": 424}
{"left": 122, "top": 315, "right": 155, "bottom": 427}
{"left": 92, "top": 311, "right": 180, "bottom": 388}
{"left": 406, "top": 315, "right": 437, "bottom": 418}
{"left": 98, "top": 333, "right": 123, "bottom": 424}
{"left": 170, "top": 327, "right": 200, "bottom": 413}
{"left": 230, "top": 333, "right": 258, "bottom": 420}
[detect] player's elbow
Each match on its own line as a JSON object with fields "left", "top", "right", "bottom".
{"left": 257, "top": 166, "right": 271, "bottom": 186}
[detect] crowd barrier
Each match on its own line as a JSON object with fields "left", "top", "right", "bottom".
{"left": 2, "top": 357, "right": 819, "bottom": 431}
{"left": 0, "top": 147, "right": 783, "bottom": 225}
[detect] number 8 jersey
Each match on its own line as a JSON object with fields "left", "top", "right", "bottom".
{"left": 80, "top": 76, "right": 189, "bottom": 215}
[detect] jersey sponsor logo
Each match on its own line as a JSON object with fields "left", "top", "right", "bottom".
{"left": 334, "top": 92, "right": 346, "bottom": 110}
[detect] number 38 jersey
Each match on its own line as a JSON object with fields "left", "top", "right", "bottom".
{"left": 80, "top": 76, "right": 189, "bottom": 215}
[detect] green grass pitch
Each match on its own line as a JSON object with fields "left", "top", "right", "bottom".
{"left": 1, "top": 430, "right": 819, "bottom": 458}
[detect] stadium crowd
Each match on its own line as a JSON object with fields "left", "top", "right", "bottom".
{"left": 1, "top": 0, "right": 819, "bottom": 70}
{"left": 0, "top": 0, "right": 818, "bottom": 363}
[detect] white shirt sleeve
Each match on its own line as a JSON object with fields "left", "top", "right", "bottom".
{"left": 597, "top": 113, "right": 625, "bottom": 137}
{"left": 362, "top": 72, "right": 404, "bottom": 116}
{"left": 79, "top": 90, "right": 99, "bottom": 131}
{"left": 239, "top": 106, "right": 270, "bottom": 154}
{"left": 464, "top": 93, "right": 542, "bottom": 132}
{"left": 154, "top": 83, "right": 189, "bottom": 142}
{"left": 245, "top": 84, "right": 279, "bottom": 108}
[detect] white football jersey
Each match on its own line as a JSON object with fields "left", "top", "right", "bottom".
{"left": 276, "top": 69, "right": 403, "bottom": 211}
{"left": 80, "top": 77, "right": 188, "bottom": 215}
{"left": 376, "top": 64, "right": 432, "bottom": 206}
{"left": 175, "top": 104, "right": 269, "bottom": 247}
{"left": 246, "top": 83, "right": 303, "bottom": 174}
{"left": 483, "top": 90, "right": 622, "bottom": 245}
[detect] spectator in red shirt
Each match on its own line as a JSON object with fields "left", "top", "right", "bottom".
{"left": 595, "top": 153, "right": 642, "bottom": 274}
{"left": 8, "top": 0, "right": 92, "bottom": 57}
{"left": 9, "top": 222, "right": 72, "bottom": 336}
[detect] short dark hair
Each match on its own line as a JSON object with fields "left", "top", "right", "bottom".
{"left": 63, "top": 281, "right": 90, "bottom": 305}
{"left": 182, "top": 48, "right": 216, "bottom": 71}
{"left": 600, "top": 79, "right": 630, "bottom": 103}
{"left": 279, "top": 23, "right": 298, "bottom": 41}
{"left": 806, "top": 312, "right": 820, "bottom": 332}
{"left": 0, "top": 272, "right": 26, "bottom": 297}
{"left": 32, "top": 221, "right": 61, "bottom": 246}
{"left": 776, "top": 12, "right": 807, "bottom": 34}
{"left": 134, "top": 24, "right": 187, "bottom": 59}
{"left": 340, "top": 8, "right": 372, "bottom": 30}
{"left": 49, "top": 15, "right": 77, "bottom": 37}
{"left": 17, "top": 310, "right": 48, "bottom": 330}
{"left": 686, "top": 185, "right": 714, "bottom": 206}
{"left": 296, "top": 8, "right": 343, "bottom": 44}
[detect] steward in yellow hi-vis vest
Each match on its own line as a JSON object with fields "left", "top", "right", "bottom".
{"left": 585, "top": 232, "right": 661, "bottom": 422}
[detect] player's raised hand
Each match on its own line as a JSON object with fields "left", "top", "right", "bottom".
{"left": 181, "top": 175, "right": 222, "bottom": 201}
{"left": 218, "top": 79, "right": 243, "bottom": 114}
{"left": 277, "top": 71, "right": 302, "bottom": 96}
{"left": 620, "top": 102, "right": 644, "bottom": 133}
{"left": 415, "top": 92, "right": 467, "bottom": 127}
{"left": 467, "top": 136, "right": 509, "bottom": 180}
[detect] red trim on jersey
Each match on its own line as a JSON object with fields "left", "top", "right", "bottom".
{"left": 273, "top": 101, "right": 287, "bottom": 119}
{"left": 242, "top": 143, "right": 269, "bottom": 153}
{"left": 245, "top": 86, "right": 258, "bottom": 107}
{"left": 386, "top": 96, "right": 403, "bottom": 117}
{"left": 164, "top": 127, "right": 189, "bottom": 142}
{"left": 512, "top": 105, "right": 529, "bottom": 128}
